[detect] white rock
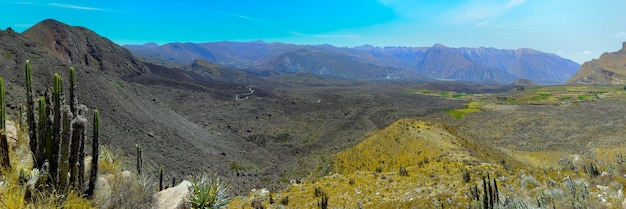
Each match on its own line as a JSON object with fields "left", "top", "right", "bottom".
{"left": 152, "top": 180, "right": 192, "bottom": 209}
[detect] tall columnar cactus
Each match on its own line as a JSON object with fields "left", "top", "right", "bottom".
{"left": 69, "top": 67, "right": 77, "bottom": 116}
{"left": 87, "top": 109, "right": 99, "bottom": 197}
{"left": 136, "top": 144, "right": 142, "bottom": 175}
{"left": 44, "top": 91, "right": 53, "bottom": 168}
{"left": 25, "top": 60, "right": 37, "bottom": 160}
{"left": 0, "top": 77, "right": 10, "bottom": 168}
{"left": 77, "top": 105, "right": 87, "bottom": 190}
{"left": 50, "top": 73, "right": 62, "bottom": 184}
{"left": 0, "top": 77, "right": 4, "bottom": 130}
{"left": 159, "top": 165, "right": 164, "bottom": 191}
{"left": 70, "top": 112, "right": 86, "bottom": 190}
{"left": 59, "top": 105, "right": 72, "bottom": 191}
{"left": 36, "top": 96, "right": 47, "bottom": 167}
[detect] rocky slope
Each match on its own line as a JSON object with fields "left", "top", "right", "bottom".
{"left": 126, "top": 42, "right": 579, "bottom": 84}
{"left": 22, "top": 19, "right": 148, "bottom": 80}
{"left": 567, "top": 42, "right": 626, "bottom": 85}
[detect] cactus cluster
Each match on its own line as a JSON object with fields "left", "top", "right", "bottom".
{"left": 12, "top": 60, "right": 101, "bottom": 196}
{"left": 469, "top": 173, "right": 499, "bottom": 209}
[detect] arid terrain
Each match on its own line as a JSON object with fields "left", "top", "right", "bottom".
{"left": 3, "top": 19, "right": 626, "bottom": 209}
{"left": 225, "top": 85, "right": 626, "bottom": 208}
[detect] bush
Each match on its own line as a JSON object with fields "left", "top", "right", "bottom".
{"left": 187, "top": 174, "right": 231, "bottom": 209}
{"left": 399, "top": 165, "right": 409, "bottom": 176}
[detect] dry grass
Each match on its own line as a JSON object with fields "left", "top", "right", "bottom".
{"left": 333, "top": 118, "right": 472, "bottom": 174}
{"left": 0, "top": 120, "right": 94, "bottom": 208}
{"left": 0, "top": 120, "right": 155, "bottom": 209}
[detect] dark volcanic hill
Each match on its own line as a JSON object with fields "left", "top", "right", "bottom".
{"left": 22, "top": 19, "right": 147, "bottom": 79}
{"left": 567, "top": 42, "right": 626, "bottom": 85}
{"left": 126, "top": 42, "right": 579, "bottom": 84}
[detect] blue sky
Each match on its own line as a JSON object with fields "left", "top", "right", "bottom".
{"left": 1, "top": 0, "right": 625, "bottom": 64}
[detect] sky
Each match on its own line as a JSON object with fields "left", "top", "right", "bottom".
{"left": 1, "top": 0, "right": 625, "bottom": 64}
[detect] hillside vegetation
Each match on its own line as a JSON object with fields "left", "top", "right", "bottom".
{"left": 227, "top": 85, "right": 626, "bottom": 208}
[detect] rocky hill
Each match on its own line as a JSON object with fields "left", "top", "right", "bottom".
{"left": 22, "top": 19, "right": 147, "bottom": 80}
{"left": 567, "top": 42, "right": 626, "bottom": 85}
{"left": 126, "top": 42, "right": 579, "bottom": 84}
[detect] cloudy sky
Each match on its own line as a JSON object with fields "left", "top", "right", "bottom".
{"left": 1, "top": 0, "right": 625, "bottom": 64}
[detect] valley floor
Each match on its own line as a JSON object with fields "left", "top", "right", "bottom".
{"left": 226, "top": 85, "right": 626, "bottom": 208}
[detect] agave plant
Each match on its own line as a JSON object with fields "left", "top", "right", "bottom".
{"left": 187, "top": 174, "right": 231, "bottom": 209}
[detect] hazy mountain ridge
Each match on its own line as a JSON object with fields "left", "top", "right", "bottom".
{"left": 263, "top": 48, "right": 423, "bottom": 80}
{"left": 126, "top": 42, "right": 580, "bottom": 84}
{"left": 567, "top": 42, "right": 626, "bottom": 85}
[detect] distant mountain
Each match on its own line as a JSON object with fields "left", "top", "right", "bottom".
{"left": 262, "top": 48, "right": 423, "bottom": 80}
{"left": 23, "top": 19, "right": 147, "bottom": 79}
{"left": 182, "top": 59, "right": 259, "bottom": 84}
{"left": 126, "top": 42, "right": 579, "bottom": 84}
{"left": 567, "top": 42, "right": 626, "bottom": 85}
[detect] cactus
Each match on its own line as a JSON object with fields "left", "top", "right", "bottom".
{"left": 0, "top": 77, "right": 5, "bottom": 130}
{"left": 159, "top": 165, "right": 164, "bottom": 191}
{"left": 70, "top": 110, "right": 86, "bottom": 190}
{"left": 0, "top": 77, "right": 9, "bottom": 168}
{"left": 136, "top": 144, "right": 143, "bottom": 175}
{"left": 50, "top": 73, "right": 62, "bottom": 184}
{"left": 25, "top": 60, "right": 38, "bottom": 161}
{"left": 77, "top": 105, "right": 87, "bottom": 191}
{"left": 87, "top": 109, "right": 99, "bottom": 197}
{"left": 59, "top": 105, "right": 72, "bottom": 191}
{"left": 69, "top": 67, "right": 77, "bottom": 115}
{"left": 43, "top": 91, "right": 53, "bottom": 169}
{"left": 35, "top": 97, "right": 46, "bottom": 167}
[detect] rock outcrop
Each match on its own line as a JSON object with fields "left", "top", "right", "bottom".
{"left": 22, "top": 19, "right": 148, "bottom": 79}
{"left": 567, "top": 42, "right": 626, "bottom": 85}
{"left": 153, "top": 180, "right": 192, "bottom": 209}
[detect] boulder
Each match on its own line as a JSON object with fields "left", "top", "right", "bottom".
{"left": 153, "top": 180, "right": 192, "bottom": 209}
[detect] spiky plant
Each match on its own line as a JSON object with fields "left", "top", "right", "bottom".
{"left": 36, "top": 97, "right": 47, "bottom": 167}
{"left": 70, "top": 111, "right": 86, "bottom": 190}
{"left": 87, "top": 109, "right": 99, "bottom": 197}
{"left": 136, "top": 144, "right": 142, "bottom": 175}
{"left": 0, "top": 77, "right": 5, "bottom": 130}
{"left": 77, "top": 105, "right": 88, "bottom": 190}
{"left": 187, "top": 174, "right": 232, "bottom": 209}
{"left": 59, "top": 105, "right": 72, "bottom": 191}
{"left": 69, "top": 67, "right": 77, "bottom": 116}
{"left": 50, "top": 73, "right": 62, "bottom": 184}
{"left": 159, "top": 165, "right": 164, "bottom": 191}
{"left": 0, "top": 77, "right": 9, "bottom": 168}
{"left": 25, "top": 60, "right": 37, "bottom": 162}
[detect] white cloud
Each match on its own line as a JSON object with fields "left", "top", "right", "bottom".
{"left": 577, "top": 50, "right": 593, "bottom": 55}
{"left": 507, "top": 0, "right": 527, "bottom": 8}
{"left": 314, "top": 34, "right": 361, "bottom": 39}
{"left": 476, "top": 20, "right": 490, "bottom": 26}
{"left": 48, "top": 3, "right": 103, "bottom": 11}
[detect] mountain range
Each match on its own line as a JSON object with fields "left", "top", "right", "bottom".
{"left": 126, "top": 41, "right": 580, "bottom": 84}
